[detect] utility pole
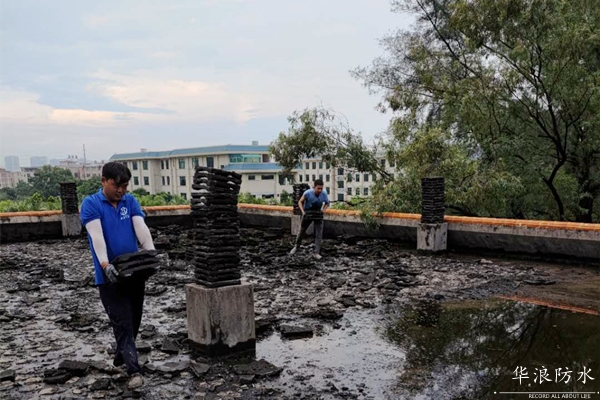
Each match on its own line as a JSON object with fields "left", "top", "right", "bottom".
{"left": 83, "top": 144, "right": 87, "bottom": 179}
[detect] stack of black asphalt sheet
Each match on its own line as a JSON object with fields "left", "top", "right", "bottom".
{"left": 190, "top": 167, "right": 242, "bottom": 288}
{"left": 292, "top": 184, "right": 310, "bottom": 215}
{"left": 421, "top": 177, "right": 445, "bottom": 224}
{"left": 111, "top": 249, "right": 159, "bottom": 280}
{"left": 59, "top": 182, "right": 79, "bottom": 215}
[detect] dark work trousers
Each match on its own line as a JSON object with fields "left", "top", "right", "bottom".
{"left": 98, "top": 277, "right": 145, "bottom": 375}
{"left": 295, "top": 214, "right": 324, "bottom": 254}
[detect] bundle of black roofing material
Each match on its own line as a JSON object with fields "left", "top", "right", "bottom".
{"left": 190, "top": 167, "right": 243, "bottom": 288}
{"left": 303, "top": 209, "right": 324, "bottom": 221}
{"left": 111, "top": 250, "right": 159, "bottom": 280}
{"left": 421, "top": 177, "right": 445, "bottom": 224}
{"left": 292, "top": 184, "right": 310, "bottom": 215}
{"left": 59, "top": 182, "right": 79, "bottom": 215}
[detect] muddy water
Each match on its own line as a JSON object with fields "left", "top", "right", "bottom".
{"left": 252, "top": 299, "right": 599, "bottom": 400}
{"left": 258, "top": 310, "right": 405, "bottom": 399}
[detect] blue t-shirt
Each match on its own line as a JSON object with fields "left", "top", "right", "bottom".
{"left": 303, "top": 188, "right": 330, "bottom": 211}
{"left": 80, "top": 189, "right": 145, "bottom": 285}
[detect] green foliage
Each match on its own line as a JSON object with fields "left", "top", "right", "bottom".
{"left": 28, "top": 166, "right": 75, "bottom": 197}
{"left": 279, "top": 190, "right": 293, "bottom": 206}
{"left": 132, "top": 192, "right": 188, "bottom": 207}
{"left": 15, "top": 181, "right": 35, "bottom": 198}
{"left": 0, "top": 188, "right": 17, "bottom": 201}
{"left": 77, "top": 177, "right": 102, "bottom": 201}
{"left": 237, "top": 192, "right": 268, "bottom": 205}
{"left": 269, "top": 106, "right": 393, "bottom": 181}
{"left": 347, "top": 0, "right": 600, "bottom": 222}
{"left": 132, "top": 188, "right": 150, "bottom": 197}
{"left": 0, "top": 193, "right": 61, "bottom": 212}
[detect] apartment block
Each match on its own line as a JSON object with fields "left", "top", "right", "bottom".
{"left": 296, "top": 156, "right": 397, "bottom": 203}
{"left": 109, "top": 144, "right": 298, "bottom": 200}
{"left": 0, "top": 168, "right": 27, "bottom": 189}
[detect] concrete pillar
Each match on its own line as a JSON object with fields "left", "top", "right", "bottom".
{"left": 59, "top": 182, "right": 81, "bottom": 238}
{"left": 417, "top": 223, "right": 448, "bottom": 252}
{"left": 186, "top": 166, "right": 255, "bottom": 357}
{"left": 417, "top": 178, "right": 447, "bottom": 252}
{"left": 186, "top": 283, "right": 256, "bottom": 357}
{"left": 291, "top": 214, "right": 313, "bottom": 236}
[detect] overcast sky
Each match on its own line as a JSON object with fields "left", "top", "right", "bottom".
{"left": 0, "top": 0, "right": 410, "bottom": 166}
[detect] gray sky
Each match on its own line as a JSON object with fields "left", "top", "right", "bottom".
{"left": 0, "top": 0, "right": 410, "bottom": 166}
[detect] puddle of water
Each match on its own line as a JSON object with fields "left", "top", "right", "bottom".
{"left": 257, "top": 309, "right": 405, "bottom": 399}
{"left": 382, "top": 299, "right": 600, "bottom": 400}
{"left": 255, "top": 299, "right": 599, "bottom": 400}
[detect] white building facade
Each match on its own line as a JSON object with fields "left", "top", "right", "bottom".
{"left": 110, "top": 145, "right": 298, "bottom": 200}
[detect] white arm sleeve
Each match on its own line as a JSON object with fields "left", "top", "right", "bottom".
{"left": 133, "top": 216, "right": 155, "bottom": 250}
{"left": 85, "top": 219, "right": 109, "bottom": 265}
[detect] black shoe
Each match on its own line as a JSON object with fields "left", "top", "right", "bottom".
{"left": 113, "top": 353, "right": 124, "bottom": 367}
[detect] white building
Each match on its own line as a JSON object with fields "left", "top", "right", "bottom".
{"left": 109, "top": 144, "right": 298, "bottom": 200}
{"left": 0, "top": 168, "right": 27, "bottom": 189}
{"left": 4, "top": 156, "right": 20, "bottom": 172}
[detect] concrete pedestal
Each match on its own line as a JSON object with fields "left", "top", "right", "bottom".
{"left": 291, "top": 215, "right": 313, "bottom": 236}
{"left": 186, "top": 283, "right": 256, "bottom": 357}
{"left": 417, "top": 223, "right": 448, "bottom": 252}
{"left": 61, "top": 214, "right": 81, "bottom": 237}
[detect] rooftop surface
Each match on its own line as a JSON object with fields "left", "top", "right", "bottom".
{"left": 0, "top": 227, "right": 598, "bottom": 399}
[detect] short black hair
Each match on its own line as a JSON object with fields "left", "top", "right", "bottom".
{"left": 314, "top": 179, "right": 324, "bottom": 187}
{"left": 102, "top": 162, "right": 132, "bottom": 185}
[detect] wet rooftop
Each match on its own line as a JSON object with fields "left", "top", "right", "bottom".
{"left": 0, "top": 226, "right": 599, "bottom": 399}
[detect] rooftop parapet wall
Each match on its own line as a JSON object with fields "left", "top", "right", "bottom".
{"left": 0, "top": 205, "right": 599, "bottom": 259}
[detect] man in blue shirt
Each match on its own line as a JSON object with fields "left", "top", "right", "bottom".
{"left": 80, "top": 162, "right": 155, "bottom": 390}
{"left": 290, "top": 179, "right": 330, "bottom": 259}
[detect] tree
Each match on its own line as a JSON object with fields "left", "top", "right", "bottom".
{"left": 77, "top": 177, "right": 102, "bottom": 200}
{"left": 0, "top": 188, "right": 17, "bottom": 201}
{"left": 132, "top": 188, "right": 150, "bottom": 197}
{"left": 28, "top": 166, "right": 75, "bottom": 198}
{"left": 279, "top": 190, "right": 293, "bottom": 206}
{"left": 15, "top": 181, "right": 35, "bottom": 198}
{"left": 352, "top": 0, "right": 600, "bottom": 221}
{"left": 269, "top": 106, "right": 393, "bottom": 182}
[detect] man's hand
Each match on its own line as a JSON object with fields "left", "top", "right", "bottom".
{"left": 102, "top": 263, "right": 119, "bottom": 284}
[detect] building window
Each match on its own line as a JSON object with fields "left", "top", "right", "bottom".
{"left": 326, "top": 186, "right": 330, "bottom": 193}
{"left": 207, "top": 157, "right": 214, "bottom": 168}
{"left": 262, "top": 175, "right": 274, "bottom": 180}
{"left": 162, "top": 176, "right": 165, "bottom": 185}
{"left": 337, "top": 167, "right": 344, "bottom": 176}
{"left": 326, "top": 162, "right": 330, "bottom": 169}
{"left": 389, "top": 159, "right": 395, "bottom": 167}
{"left": 178, "top": 159, "right": 185, "bottom": 169}
{"left": 338, "top": 181, "right": 344, "bottom": 189}
{"left": 278, "top": 175, "right": 285, "bottom": 185}
{"left": 319, "top": 174, "right": 323, "bottom": 181}
{"left": 180, "top": 176, "right": 186, "bottom": 186}
{"left": 380, "top": 159, "right": 386, "bottom": 168}
{"left": 166, "top": 160, "right": 169, "bottom": 170}
{"left": 364, "top": 187, "right": 369, "bottom": 196}
{"left": 248, "top": 175, "right": 256, "bottom": 180}
{"left": 355, "top": 187, "right": 360, "bottom": 196}
{"left": 299, "top": 175, "right": 303, "bottom": 182}
{"left": 372, "top": 174, "right": 376, "bottom": 181}
{"left": 305, "top": 174, "right": 309, "bottom": 182}
{"left": 122, "top": 162, "right": 127, "bottom": 168}
{"left": 134, "top": 177, "right": 139, "bottom": 185}
{"left": 192, "top": 157, "right": 199, "bottom": 168}
{"left": 161, "top": 160, "right": 164, "bottom": 170}
{"left": 364, "top": 174, "right": 369, "bottom": 182}
{"left": 167, "top": 176, "right": 170, "bottom": 185}
{"left": 347, "top": 173, "right": 352, "bottom": 182}
{"left": 355, "top": 174, "right": 360, "bottom": 182}
{"left": 337, "top": 193, "right": 344, "bottom": 202}
{"left": 142, "top": 161, "right": 148, "bottom": 170}
{"left": 144, "top": 176, "right": 149, "bottom": 185}
{"left": 347, "top": 187, "right": 352, "bottom": 195}
{"left": 312, "top": 174, "right": 316, "bottom": 182}
{"left": 305, "top": 162, "right": 309, "bottom": 169}
{"left": 326, "top": 174, "right": 330, "bottom": 182}
{"left": 312, "top": 162, "right": 316, "bottom": 169}
{"left": 132, "top": 161, "right": 138, "bottom": 170}
{"left": 319, "top": 162, "right": 323, "bottom": 169}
